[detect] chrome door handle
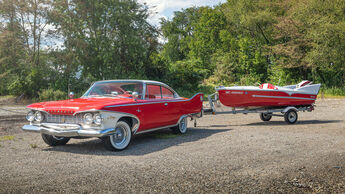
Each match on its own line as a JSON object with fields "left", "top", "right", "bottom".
{"left": 164, "top": 103, "right": 168, "bottom": 106}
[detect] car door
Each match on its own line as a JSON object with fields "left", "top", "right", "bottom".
{"left": 160, "top": 86, "right": 181, "bottom": 125}
{"left": 139, "top": 84, "right": 169, "bottom": 130}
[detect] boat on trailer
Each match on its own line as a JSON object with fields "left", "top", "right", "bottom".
{"left": 205, "top": 81, "right": 321, "bottom": 124}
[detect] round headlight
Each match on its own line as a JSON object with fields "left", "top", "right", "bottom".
{"left": 93, "top": 113, "right": 102, "bottom": 125}
{"left": 34, "top": 111, "right": 44, "bottom": 122}
{"left": 26, "top": 110, "right": 35, "bottom": 121}
{"left": 84, "top": 113, "right": 93, "bottom": 125}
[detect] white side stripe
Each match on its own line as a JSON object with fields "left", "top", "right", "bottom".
{"left": 252, "top": 95, "right": 314, "bottom": 101}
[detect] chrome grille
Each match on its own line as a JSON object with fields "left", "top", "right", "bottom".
{"left": 45, "top": 114, "right": 83, "bottom": 124}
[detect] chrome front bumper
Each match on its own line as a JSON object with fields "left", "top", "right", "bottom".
{"left": 22, "top": 123, "right": 115, "bottom": 137}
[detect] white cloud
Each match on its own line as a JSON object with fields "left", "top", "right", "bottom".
{"left": 138, "top": 0, "right": 226, "bottom": 26}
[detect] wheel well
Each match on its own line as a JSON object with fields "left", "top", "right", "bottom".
{"left": 118, "top": 116, "right": 139, "bottom": 132}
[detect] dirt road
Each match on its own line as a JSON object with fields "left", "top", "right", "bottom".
{"left": 0, "top": 99, "right": 344, "bottom": 193}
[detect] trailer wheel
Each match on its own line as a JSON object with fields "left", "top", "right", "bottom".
{"left": 284, "top": 109, "right": 298, "bottom": 124}
{"left": 260, "top": 113, "right": 272, "bottom": 121}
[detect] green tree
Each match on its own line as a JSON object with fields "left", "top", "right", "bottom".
{"left": 50, "top": 0, "right": 159, "bottom": 82}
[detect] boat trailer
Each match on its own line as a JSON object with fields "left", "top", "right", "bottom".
{"left": 200, "top": 93, "right": 315, "bottom": 124}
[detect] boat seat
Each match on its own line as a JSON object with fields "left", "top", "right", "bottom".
{"left": 296, "top": 80, "right": 312, "bottom": 88}
{"left": 259, "top": 83, "right": 277, "bottom": 90}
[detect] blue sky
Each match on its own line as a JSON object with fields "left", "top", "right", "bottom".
{"left": 138, "top": 0, "right": 227, "bottom": 26}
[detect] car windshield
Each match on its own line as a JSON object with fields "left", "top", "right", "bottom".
{"left": 83, "top": 81, "right": 143, "bottom": 98}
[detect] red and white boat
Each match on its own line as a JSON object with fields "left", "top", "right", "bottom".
{"left": 217, "top": 81, "right": 320, "bottom": 108}
{"left": 206, "top": 81, "right": 321, "bottom": 124}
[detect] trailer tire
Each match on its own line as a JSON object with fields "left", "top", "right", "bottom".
{"left": 260, "top": 113, "right": 272, "bottom": 121}
{"left": 284, "top": 109, "right": 298, "bottom": 124}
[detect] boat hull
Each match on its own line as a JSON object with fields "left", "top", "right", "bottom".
{"left": 218, "top": 89, "right": 317, "bottom": 108}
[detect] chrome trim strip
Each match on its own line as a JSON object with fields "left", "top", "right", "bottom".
{"left": 135, "top": 124, "right": 178, "bottom": 135}
{"left": 252, "top": 95, "right": 315, "bottom": 101}
{"left": 134, "top": 114, "right": 188, "bottom": 135}
{"left": 104, "top": 93, "right": 203, "bottom": 108}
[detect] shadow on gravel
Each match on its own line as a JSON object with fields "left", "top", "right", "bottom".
{"left": 43, "top": 128, "right": 230, "bottom": 155}
{"left": 246, "top": 120, "right": 342, "bottom": 126}
{"left": 197, "top": 120, "right": 342, "bottom": 128}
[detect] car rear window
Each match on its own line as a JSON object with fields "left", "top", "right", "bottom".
{"left": 146, "top": 85, "right": 162, "bottom": 99}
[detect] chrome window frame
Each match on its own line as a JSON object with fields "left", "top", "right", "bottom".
{"left": 82, "top": 80, "right": 179, "bottom": 100}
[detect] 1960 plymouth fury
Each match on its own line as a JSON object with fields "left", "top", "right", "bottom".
{"left": 22, "top": 80, "right": 203, "bottom": 151}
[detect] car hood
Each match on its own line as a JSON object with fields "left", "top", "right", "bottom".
{"left": 27, "top": 97, "right": 135, "bottom": 115}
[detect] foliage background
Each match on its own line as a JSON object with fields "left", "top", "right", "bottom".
{"left": 0, "top": 0, "right": 344, "bottom": 100}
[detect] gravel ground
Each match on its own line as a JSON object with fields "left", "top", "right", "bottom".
{"left": 0, "top": 99, "right": 344, "bottom": 193}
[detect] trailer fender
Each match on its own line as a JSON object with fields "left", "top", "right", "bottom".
{"left": 282, "top": 106, "right": 298, "bottom": 113}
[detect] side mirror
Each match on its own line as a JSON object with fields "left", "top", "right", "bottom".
{"left": 132, "top": 92, "right": 139, "bottom": 101}
{"left": 69, "top": 92, "right": 75, "bottom": 99}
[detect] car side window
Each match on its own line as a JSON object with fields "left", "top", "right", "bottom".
{"left": 146, "top": 85, "right": 162, "bottom": 99}
{"left": 161, "top": 87, "right": 175, "bottom": 99}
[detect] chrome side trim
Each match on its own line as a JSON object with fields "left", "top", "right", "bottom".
{"left": 135, "top": 124, "right": 178, "bottom": 135}
{"left": 104, "top": 93, "right": 203, "bottom": 108}
{"left": 134, "top": 114, "right": 188, "bottom": 135}
{"left": 252, "top": 95, "right": 315, "bottom": 101}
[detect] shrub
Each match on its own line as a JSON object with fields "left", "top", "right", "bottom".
{"left": 39, "top": 89, "right": 67, "bottom": 101}
{"left": 321, "top": 87, "right": 345, "bottom": 97}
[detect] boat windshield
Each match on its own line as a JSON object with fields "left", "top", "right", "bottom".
{"left": 83, "top": 81, "right": 143, "bottom": 98}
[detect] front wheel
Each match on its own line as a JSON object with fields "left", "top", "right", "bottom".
{"left": 284, "top": 109, "right": 298, "bottom": 124}
{"left": 260, "top": 113, "right": 272, "bottom": 121}
{"left": 103, "top": 121, "right": 132, "bottom": 151}
{"left": 171, "top": 116, "right": 188, "bottom": 134}
{"left": 41, "top": 134, "right": 70, "bottom": 146}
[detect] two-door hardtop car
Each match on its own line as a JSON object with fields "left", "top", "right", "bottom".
{"left": 22, "top": 80, "right": 203, "bottom": 151}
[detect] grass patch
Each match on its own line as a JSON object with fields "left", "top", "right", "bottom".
{"left": 30, "top": 144, "right": 38, "bottom": 149}
{"left": 319, "top": 87, "right": 345, "bottom": 97}
{"left": 0, "top": 135, "right": 15, "bottom": 142}
{"left": 0, "top": 95, "right": 15, "bottom": 100}
{"left": 317, "top": 94, "right": 345, "bottom": 99}
{"left": 0, "top": 95, "right": 16, "bottom": 104}
{"left": 154, "top": 133, "right": 189, "bottom": 139}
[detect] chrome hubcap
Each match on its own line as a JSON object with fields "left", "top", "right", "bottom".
{"left": 180, "top": 117, "right": 187, "bottom": 133}
{"left": 288, "top": 112, "right": 297, "bottom": 122}
{"left": 110, "top": 123, "right": 130, "bottom": 149}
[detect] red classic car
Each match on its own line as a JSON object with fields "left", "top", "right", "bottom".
{"left": 22, "top": 80, "right": 203, "bottom": 151}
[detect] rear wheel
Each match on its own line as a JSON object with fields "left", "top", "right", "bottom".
{"left": 284, "top": 109, "right": 298, "bottom": 124}
{"left": 103, "top": 121, "right": 132, "bottom": 151}
{"left": 41, "top": 134, "right": 70, "bottom": 146}
{"left": 172, "top": 117, "right": 188, "bottom": 134}
{"left": 260, "top": 113, "right": 272, "bottom": 121}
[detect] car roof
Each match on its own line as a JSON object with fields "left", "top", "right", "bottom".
{"left": 94, "top": 80, "right": 179, "bottom": 96}
{"left": 95, "top": 79, "right": 165, "bottom": 85}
